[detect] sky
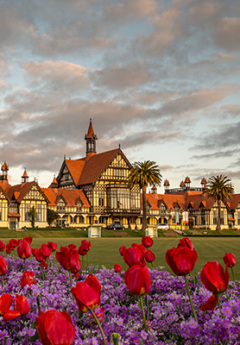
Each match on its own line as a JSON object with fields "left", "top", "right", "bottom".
{"left": 0, "top": 0, "right": 240, "bottom": 193}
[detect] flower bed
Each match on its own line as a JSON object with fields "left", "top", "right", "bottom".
{"left": 0, "top": 256, "right": 239, "bottom": 344}
{"left": 0, "top": 237, "right": 239, "bottom": 344}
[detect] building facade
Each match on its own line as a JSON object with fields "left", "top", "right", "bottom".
{"left": 0, "top": 120, "right": 240, "bottom": 230}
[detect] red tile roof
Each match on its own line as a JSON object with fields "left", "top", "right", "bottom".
{"left": 42, "top": 188, "right": 90, "bottom": 208}
{"left": 64, "top": 158, "right": 85, "bottom": 186}
{"left": 78, "top": 148, "right": 119, "bottom": 185}
{"left": 22, "top": 170, "right": 28, "bottom": 178}
{"left": 146, "top": 191, "right": 216, "bottom": 211}
{"left": 1, "top": 163, "right": 9, "bottom": 171}
{"left": 85, "top": 119, "right": 97, "bottom": 139}
{"left": 8, "top": 212, "right": 20, "bottom": 217}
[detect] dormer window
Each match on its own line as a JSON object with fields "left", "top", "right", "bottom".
{"left": 57, "top": 200, "right": 65, "bottom": 212}
{"left": 76, "top": 202, "right": 82, "bottom": 212}
{"left": 160, "top": 204, "right": 166, "bottom": 213}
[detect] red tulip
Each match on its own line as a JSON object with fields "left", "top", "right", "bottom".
{"left": 3, "top": 310, "right": 21, "bottom": 321}
{"left": 81, "top": 240, "right": 91, "bottom": 252}
{"left": 141, "top": 236, "right": 153, "bottom": 248}
{"left": 6, "top": 239, "right": 19, "bottom": 254}
{"left": 0, "top": 241, "right": 5, "bottom": 252}
{"left": 119, "top": 246, "right": 127, "bottom": 256}
{"left": 23, "top": 236, "right": 33, "bottom": 244}
{"left": 166, "top": 246, "right": 198, "bottom": 276}
{"left": 200, "top": 261, "right": 229, "bottom": 311}
{"left": 9, "top": 239, "right": 19, "bottom": 250}
{"left": 6, "top": 243, "right": 11, "bottom": 254}
{"left": 41, "top": 261, "right": 48, "bottom": 269}
{"left": 68, "top": 244, "right": 77, "bottom": 251}
{"left": 78, "top": 246, "right": 87, "bottom": 256}
{"left": 145, "top": 250, "right": 155, "bottom": 263}
{"left": 223, "top": 253, "right": 236, "bottom": 268}
{"left": 200, "top": 261, "right": 229, "bottom": 294}
{"left": 56, "top": 247, "right": 81, "bottom": 273}
{"left": 47, "top": 242, "right": 57, "bottom": 252}
{"left": 17, "top": 240, "right": 32, "bottom": 259}
{"left": 123, "top": 244, "right": 146, "bottom": 267}
{"left": 0, "top": 256, "right": 7, "bottom": 275}
{"left": 14, "top": 294, "right": 30, "bottom": 315}
{"left": 36, "top": 310, "right": 75, "bottom": 345}
{"left": 0, "top": 294, "right": 13, "bottom": 315}
{"left": 71, "top": 274, "right": 101, "bottom": 312}
{"left": 20, "top": 271, "right": 36, "bottom": 289}
{"left": 32, "top": 248, "right": 39, "bottom": 256}
{"left": 177, "top": 237, "right": 195, "bottom": 250}
{"left": 114, "top": 263, "right": 122, "bottom": 273}
{"left": 124, "top": 264, "right": 151, "bottom": 295}
{"left": 40, "top": 244, "right": 52, "bottom": 258}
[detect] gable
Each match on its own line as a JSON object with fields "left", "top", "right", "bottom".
{"left": 100, "top": 153, "right": 130, "bottom": 181}
{"left": 78, "top": 148, "right": 119, "bottom": 185}
{"left": 23, "top": 184, "right": 47, "bottom": 202}
{"left": 57, "top": 160, "right": 78, "bottom": 187}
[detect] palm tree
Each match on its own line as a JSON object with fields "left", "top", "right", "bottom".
{"left": 204, "top": 175, "right": 234, "bottom": 231}
{"left": 128, "top": 160, "right": 162, "bottom": 231}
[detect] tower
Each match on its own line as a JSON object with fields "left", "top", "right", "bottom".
{"left": 21, "top": 169, "right": 29, "bottom": 184}
{"left": 85, "top": 119, "right": 98, "bottom": 160}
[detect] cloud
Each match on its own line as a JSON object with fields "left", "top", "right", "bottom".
{"left": 191, "top": 149, "right": 237, "bottom": 160}
{"left": 194, "top": 122, "right": 240, "bottom": 150}
{"left": 23, "top": 61, "right": 90, "bottom": 93}
{"left": 92, "top": 61, "right": 151, "bottom": 90}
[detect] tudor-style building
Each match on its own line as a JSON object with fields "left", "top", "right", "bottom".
{"left": 53, "top": 120, "right": 141, "bottom": 227}
{"left": 0, "top": 120, "right": 240, "bottom": 231}
{"left": 0, "top": 167, "right": 49, "bottom": 229}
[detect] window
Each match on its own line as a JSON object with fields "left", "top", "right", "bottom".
{"left": 213, "top": 210, "right": 217, "bottom": 225}
{"left": 221, "top": 210, "right": 224, "bottom": 225}
{"left": 36, "top": 205, "right": 42, "bottom": 222}
{"left": 25, "top": 205, "right": 31, "bottom": 221}
{"left": 76, "top": 202, "right": 82, "bottom": 211}
{"left": 160, "top": 204, "right": 166, "bottom": 214}
{"left": 238, "top": 212, "right": 240, "bottom": 225}
{"left": 57, "top": 200, "right": 65, "bottom": 212}
{"left": 99, "top": 198, "right": 104, "bottom": 206}
{"left": 201, "top": 207, "right": 205, "bottom": 225}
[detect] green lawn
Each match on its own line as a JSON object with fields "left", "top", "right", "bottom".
{"left": 1, "top": 235, "right": 239, "bottom": 280}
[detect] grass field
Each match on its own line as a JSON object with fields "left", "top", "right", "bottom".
{"left": 1, "top": 233, "right": 239, "bottom": 280}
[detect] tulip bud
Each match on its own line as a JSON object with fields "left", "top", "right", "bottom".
{"left": 36, "top": 310, "right": 75, "bottom": 345}
{"left": 0, "top": 256, "right": 7, "bottom": 275}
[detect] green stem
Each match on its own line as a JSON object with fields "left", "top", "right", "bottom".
{"left": 184, "top": 276, "right": 197, "bottom": 322}
{"left": 3, "top": 337, "right": 7, "bottom": 345}
{"left": 1, "top": 275, "right": 4, "bottom": 292}
{"left": 40, "top": 265, "right": 45, "bottom": 280}
{"left": 89, "top": 308, "right": 107, "bottom": 345}
{"left": 24, "top": 258, "right": 27, "bottom": 271}
{"left": 231, "top": 267, "right": 235, "bottom": 282}
{"left": 69, "top": 270, "right": 73, "bottom": 288}
{"left": 36, "top": 295, "right": 41, "bottom": 315}
{"left": 139, "top": 295, "right": 147, "bottom": 332}
{"left": 217, "top": 294, "right": 222, "bottom": 314}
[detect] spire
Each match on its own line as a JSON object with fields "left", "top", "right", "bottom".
{"left": 85, "top": 119, "right": 98, "bottom": 160}
{"left": 22, "top": 168, "right": 29, "bottom": 184}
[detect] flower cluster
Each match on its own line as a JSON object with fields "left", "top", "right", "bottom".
{"left": 0, "top": 236, "right": 238, "bottom": 344}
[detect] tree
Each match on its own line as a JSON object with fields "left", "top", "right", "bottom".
{"left": 47, "top": 208, "right": 59, "bottom": 227}
{"left": 204, "top": 175, "right": 234, "bottom": 231}
{"left": 128, "top": 160, "right": 162, "bottom": 231}
{"left": 29, "top": 206, "right": 36, "bottom": 228}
